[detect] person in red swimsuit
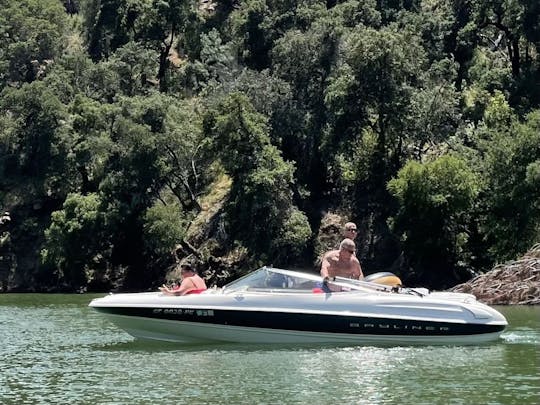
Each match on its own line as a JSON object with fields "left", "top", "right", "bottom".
{"left": 159, "top": 263, "right": 207, "bottom": 295}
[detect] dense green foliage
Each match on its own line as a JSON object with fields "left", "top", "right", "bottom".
{"left": 204, "top": 93, "right": 311, "bottom": 263}
{"left": 0, "top": 0, "right": 539, "bottom": 291}
{"left": 387, "top": 155, "right": 480, "bottom": 286}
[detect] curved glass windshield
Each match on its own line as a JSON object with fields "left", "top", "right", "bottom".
{"left": 223, "top": 267, "right": 321, "bottom": 292}
{"left": 223, "top": 267, "right": 394, "bottom": 293}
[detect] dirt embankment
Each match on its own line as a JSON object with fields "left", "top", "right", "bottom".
{"left": 450, "top": 244, "right": 540, "bottom": 305}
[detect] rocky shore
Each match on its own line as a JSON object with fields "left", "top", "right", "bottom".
{"left": 450, "top": 244, "right": 540, "bottom": 305}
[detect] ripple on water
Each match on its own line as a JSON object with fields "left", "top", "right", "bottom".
{"left": 501, "top": 328, "right": 540, "bottom": 345}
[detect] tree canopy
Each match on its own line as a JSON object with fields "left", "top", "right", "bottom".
{"left": 0, "top": 0, "right": 539, "bottom": 291}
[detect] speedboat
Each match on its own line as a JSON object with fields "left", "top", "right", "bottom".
{"left": 89, "top": 266, "right": 507, "bottom": 345}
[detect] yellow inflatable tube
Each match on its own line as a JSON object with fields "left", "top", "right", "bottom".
{"left": 364, "top": 272, "right": 402, "bottom": 287}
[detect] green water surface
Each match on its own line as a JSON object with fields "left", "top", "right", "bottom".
{"left": 0, "top": 294, "right": 538, "bottom": 405}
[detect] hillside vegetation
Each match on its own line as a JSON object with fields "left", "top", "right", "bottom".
{"left": 0, "top": 0, "right": 539, "bottom": 292}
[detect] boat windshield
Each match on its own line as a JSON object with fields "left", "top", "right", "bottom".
{"left": 223, "top": 267, "right": 323, "bottom": 292}
{"left": 222, "top": 267, "right": 397, "bottom": 294}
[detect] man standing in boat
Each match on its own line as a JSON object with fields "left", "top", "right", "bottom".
{"left": 342, "top": 222, "right": 358, "bottom": 242}
{"left": 320, "top": 238, "right": 364, "bottom": 282}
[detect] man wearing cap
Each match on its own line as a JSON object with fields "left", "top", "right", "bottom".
{"left": 320, "top": 238, "right": 363, "bottom": 282}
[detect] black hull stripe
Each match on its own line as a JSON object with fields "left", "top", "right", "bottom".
{"left": 94, "top": 307, "right": 505, "bottom": 336}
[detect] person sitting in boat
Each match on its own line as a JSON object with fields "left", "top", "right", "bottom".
{"left": 159, "top": 263, "right": 207, "bottom": 296}
{"left": 320, "top": 238, "right": 364, "bottom": 285}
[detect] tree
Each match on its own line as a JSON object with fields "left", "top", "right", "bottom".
{"left": 158, "top": 96, "right": 213, "bottom": 212}
{"left": 230, "top": 0, "right": 273, "bottom": 70}
{"left": 473, "top": 0, "right": 526, "bottom": 78}
{"left": 0, "top": 0, "right": 67, "bottom": 87}
{"left": 66, "top": 95, "right": 118, "bottom": 193}
{"left": 405, "top": 59, "right": 462, "bottom": 157}
{"left": 521, "top": 0, "right": 540, "bottom": 49}
{"left": 204, "top": 94, "right": 311, "bottom": 263}
{"left": 441, "top": 0, "right": 478, "bottom": 90}
{"left": 42, "top": 193, "right": 108, "bottom": 288}
{"left": 387, "top": 155, "right": 480, "bottom": 287}
{"left": 324, "top": 24, "right": 428, "bottom": 216}
{"left": 84, "top": 0, "right": 133, "bottom": 60}
{"left": 143, "top": 200, "right": 187, "bottom": 258}
{"left": 82, "top": 0, "right": 196, "bottom": 91}
{"left": 176, "top": 29, "right": 237, "bottom": 95}
{"left": 108, "top": 41, "right": 157, "bottom": 96}
{"left": 479, "top": 109, "right": 540, "bottom": 260}
{"left": 0, "top": 82, "right": 72, "bottom": 194}
{"left": 134, "top": 0, "right": 198, "bottom": 91}
{"left": 271, "top": 15, "right": 342, "bottom": 199}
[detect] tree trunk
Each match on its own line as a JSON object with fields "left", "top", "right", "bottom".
{"left": 158, "top": 45, "right": 171, "bottom": 92}
{"left": 158, "top": 31, "right": 175, "bottom": 92}
{"left": 509, "top": 37, "right": 521, "bottom": 77}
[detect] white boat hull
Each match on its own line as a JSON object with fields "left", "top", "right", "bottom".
{"left": 90, "top": 267, "right": 508, "bottom": 346}
{"left": 100, "top": 313, "right": 504, "bottom": 345}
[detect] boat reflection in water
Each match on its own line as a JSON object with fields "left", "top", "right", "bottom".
{"left": 89, "top": 267, "right": 507, "bottom": 345}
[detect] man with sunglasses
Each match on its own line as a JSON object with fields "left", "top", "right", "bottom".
{"left": 343, "top": 222, "right": 358, "bottom": 241}
{"left": 320, "top": 238, "right": 364, "bottom": 285}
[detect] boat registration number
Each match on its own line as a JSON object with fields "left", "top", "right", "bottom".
{"left": 153, "top": 308, "right": 215, "bottom": 317}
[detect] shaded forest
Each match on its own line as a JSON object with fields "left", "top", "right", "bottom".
{"left": 0, "top": 0, "right": 539, "bottom": 292}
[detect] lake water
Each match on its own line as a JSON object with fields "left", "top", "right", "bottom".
{"left": 0, "top": 294, "right": 538, "bottom": 405}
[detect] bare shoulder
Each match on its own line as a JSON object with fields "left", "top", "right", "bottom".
{"left": 323, "top": 249, "right": 339, "bottom": 260}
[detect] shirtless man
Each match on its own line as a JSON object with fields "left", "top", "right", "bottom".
{"left": 320, "top": 238, "right": 364, "bottom": 282}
